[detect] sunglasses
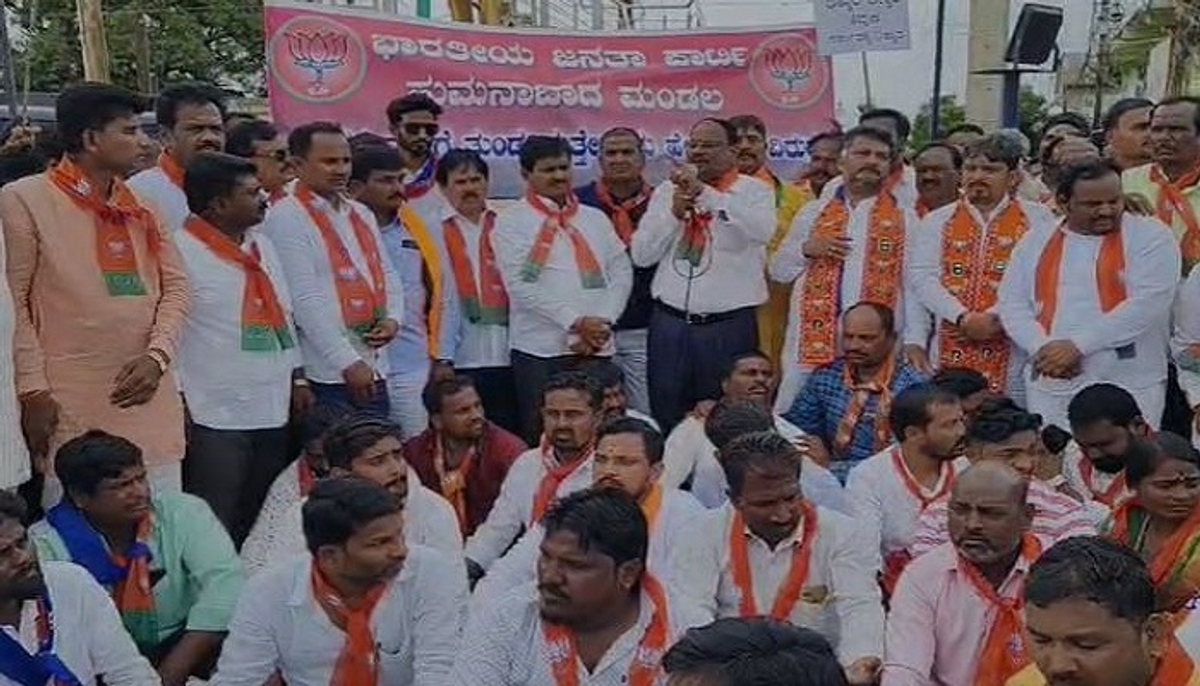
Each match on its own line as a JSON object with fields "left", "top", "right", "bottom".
{"left": 403, "top": 123, "right": 439, "bottom": 137}
{"left": 255, "top": 149, "right": 289, "bottom": 163}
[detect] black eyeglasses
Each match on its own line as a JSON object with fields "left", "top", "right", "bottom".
{"left": 403, "top": 123, "right": 439, "bottom": 137}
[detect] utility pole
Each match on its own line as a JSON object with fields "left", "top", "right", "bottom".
{"left": 966, "top": 0, "right": 1008, "bottom": 130}
{"left": 930, "top": 0, "right": 947, "bottom": 138}
{"left": 0, "top": 7, "right": 20, "bottom": 118}
{"left": 77, "top": 0, "right": 111, "bottom": 82}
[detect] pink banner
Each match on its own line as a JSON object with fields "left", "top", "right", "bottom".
{"left": 265, "top": 1, "right": 837, "bottom": 196}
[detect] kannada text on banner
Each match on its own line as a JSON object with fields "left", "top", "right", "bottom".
{"left": 265, "top": 0, "right": 837, "bottom": 197}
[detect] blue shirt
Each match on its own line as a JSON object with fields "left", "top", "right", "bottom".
{"left": 379, "top": 215, "right": 460, "bottom": 374}
{"left": 784, "top": 358, "right": 928, "bottom": 482}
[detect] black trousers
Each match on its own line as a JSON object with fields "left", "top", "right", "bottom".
{"left": 510, "top": 351, "right": 608, "bottom": 445}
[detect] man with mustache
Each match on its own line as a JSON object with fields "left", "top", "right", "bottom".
{"left": 1103, "top": 98, "right": 1154, "bottom": 172}
{"left": 846, "top": 385, "right": 967, "bottom": 597}
{"left": 494, "top": 135, "right": 632, "bottom": 443}
{"left": 770, "top": 127, "right": 919, "bottom": 412}
{"left": 453, "top": 488, "right": 706, "bottom": 684}
{"left": 633, "top": 117, "right": 775, "bottom": 431}
{"left": 465, "top": 371, "right": 604, "bottom": 577}
{"left": 262, "top": 122, "right": 403, "bottom": 418}
{"left": 387, "top": 92, "right": 448, "bottom": 230}
{"left": 225, "top": 118, "right": 293, "bottom": 202}
{"left": 349, "top": 144, "right": 459, "bottom": 437}
{"left": 912, "top": 142, "right": 962, "bottom": 217}
{"left": 661, "top": 350, "right": 843, "bottom": 510}
{"left": 882, "top": 461, "right": 1038, "bottom": 686}
{"left": 403, "top": 375, "right": 526, "bottom": 537}
{"left": 470, "top": 416, "right": 703, "bottom": 611}
{"left": 214, "top": 477, "right": 467, "bottom": 686}
{"left": 576, "top": 127, "right": 657, "bottom": 415}
{"left": 129, "top": 82, "right": 227, "bottom": 232}
{"left": 727, "top": 114, "right": 812, "bottom": 372}
{"left": 592, "top": 359, "right": 659, "bottom": 428}
{"left": 798, "top": 131, "right": 843, "bottom": 199}
{"left": 998, "top": 161, "right": 1179, "bottom": 431}
{"left": 0, "top": 490, "right": 159, "bottom": 685}
{"left": 821, "top": 109, "right": 918, "bottom": 209}
{"left": 906, "top": 133, "right": 1057, "bottom": 398}
{"left": 1062, "top": 383, "right": 1146, "bottom": 510}
{"left": 907, "top": 398, "right": 1095, "bottom": 558}
{"left": 675, "top": 431, "right": 883, "bottom": 685}
{"left": 29, "top": 431, "right": 243, "bottom": 685}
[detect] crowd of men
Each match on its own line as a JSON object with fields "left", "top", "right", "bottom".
{"left": 1, "top": 79, "right": 1200, "bottom": 686}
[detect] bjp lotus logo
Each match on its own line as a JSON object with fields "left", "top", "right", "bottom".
{"left": 269, "top": 15, "right": 367, "bottom": 103}
{"left": 749, "top": 33, "right": 829, "bottom": 110}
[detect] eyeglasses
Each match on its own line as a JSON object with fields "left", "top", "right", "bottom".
{"left": 403, "top": 123, "right": 439, "bottom": 137}
{"left": 255, "top": 149, "right": 288, "bottom": 163}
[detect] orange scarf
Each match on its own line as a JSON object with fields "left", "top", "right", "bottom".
{"left": 111, "top": 515, "right": 157, "bottom": 650}
{"left": 882, "top": 447, "right": 956, "bottom": 595}
{"left": 310, "top": 565, "right": 387, "bottom": 686}
{"left": 799, "top": 191, "right": 905, "bottom": 366}
{"left": 295, "top": 184, "right": 388, "bottom": 336}
{"left": 183, "top": 216, "right": 294, "bottom": 352}
{"left": 833, "top": 355, "right": 896, "bottom": 458}
{"left": 964, "top": 534, "right": 1042, "bottom": 686}
{"left": 1078, "top": 458, "right": 1128, "bottom": 508}
{"left": 939, "top": 200, "right": 1029, "bottom": 391}
{"left": 48, "top": 158, "right": 157, "bottom": 297}
{"left": 443, "top": 211, "right": 509, "bottom": 326}
{"left": 1034, "top": 224, "right": 1127, "bottom": 335}
{"left": 531, "top": 442, "right": 593, "bottom": 523}
{"left": 675, "top": 169, "right": 740, "bottom": 267}
{"left": 729, "top": 501, "right": 818, "bottom": 620}
{"left": 157, "top": 153, "right": 185, "bottom": 189}
{"left": 1154, "top": 630, "right": 1198, "bottom": 686}
{"left": 434, "top": 435, "right": 474, "bottom": 532}
{"left": 594, "top": 180, "right": 652, "bottom": 246}
{"left": 1150, "top": 164, "right": 1200, "bottom": 267}
{"left": 1110, "top": 500, "right": 1200, "bottom": 611}
{"left": 641, "top": 482, "right": 664, "bottom": 534}
{"left": 543, "top": 573, "right": 671, "bottom": 686}
{"left": 521, "top": 192, "right": 605, "bottom": 289}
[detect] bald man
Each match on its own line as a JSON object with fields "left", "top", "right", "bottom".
{"left": 883, "top": 462, "right": 1039, "bottom": 686}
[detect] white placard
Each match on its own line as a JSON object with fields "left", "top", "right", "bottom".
{"left": 814, "top": 0, "right": 911, "bottom": 56}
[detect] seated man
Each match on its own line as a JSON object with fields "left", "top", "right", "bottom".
{"left": 908, "top": 398, "right": 1095, "bottom": 557}
{"left": 29, "top": 430, "right": 243, "bottom": 686}
{"left": 470, "top": 416, "right": 702, "bottom": 611}
{"left": 1064, "top": 383, "right": 1146, "bottom": 510}
{"left": 663, "top": 618, "right": 849, "bottom": 686}
{"left": 785, "top": 302, "right": 928, "bottom": 482}
{"left": 675, "top": 431, "right": 883, "bottom": 685}
{"left": 239, "top": 414, "right": 463, "bottom": 576}
{"left": 403, "top": 375, "right": 526, "bottom": 537}
{"left": 0, "top": 490, "right": 159, "bottom": 686}
{"left": 662, "top": 350, "right": 844, "bottom": 509}
{"left": 451, "top": 489, "right": 708, "bottom": 684}
{"left": 883, "top": 462, "right": 1040, "bottom": 686}
{"left": 213, "top": 477, "right": 467, "bottom": 685}
{"left": 592, "top": 360, "right": 659, "bottom": 429}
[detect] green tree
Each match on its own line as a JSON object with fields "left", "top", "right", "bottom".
{"left": 910, "top": 95, "right": 967, "bottom": 150}
{"left": 10, "top": 0, "right": 264, "bottom": 95}
{"left": 1017, "top": 87, "right": 1051, "bottom": 146}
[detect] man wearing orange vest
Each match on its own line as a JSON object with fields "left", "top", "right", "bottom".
{"left": 349, "top": 145, "right": 459, "bottom": 438}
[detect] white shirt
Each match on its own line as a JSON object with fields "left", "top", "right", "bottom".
{"left": 212, "top": 548, "right": 467, "bottom": 686}
{"left": 770, "top": 192, "right": 918, "bottom": 368}
{"left": 0, "top": 561, "right": 158, "bottom": 686}
{"left": 262, "top": 193, "right": 405, "bottom": 383}
{"left": 632, "top": 175, "right": 775, "bottom": 314}
{"left": 674, "top": 503, "right": 884, "bottom": 666}
{"left": 128, "top": 165, "right": 189, "bottom": 233}
{"left": 241, "top": 459, "right": 306, "bottom": 575}
{"left": 845, "top": 446, "right": 962, "bottom": 565}
{"left": 661, "top": 414, "right": 848, "bottom": 513}
{"left": 470, "top": 486, "right": 703, "bottom": 614}
{"left": 465, "top": 447, "right": 595, "bottom": 570}
{"left": 451, "top": 582, "right": 708, "bottom": 686}
{"left": 1060, "top": 440, "right": 1131, "bottom": 518}
{"left": 0, "top": 231, "right": 28, "bottom": 489}
{"left": 1173, "top": 261, "right": 1200, "bottom": 407}
{"left": 997, "top": 215, "right": 1180, "bottom": 402}
{"left": 175, "top": 227, "right": 300, "bottom": 430}
{"left": 443, "top": 206, "right": 510, "bottom": 369}
{"left": 493, "top": 196, "right": 632, "bottom": 358}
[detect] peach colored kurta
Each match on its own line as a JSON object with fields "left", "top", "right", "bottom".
{"left": 0, "top": 172, "right": 189, "bottom": 466}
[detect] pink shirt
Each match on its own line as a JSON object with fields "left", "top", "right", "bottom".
{"left": 907, "top": 478, "right": 1095, "bottom": 558}
{"left": 882, "top": 542, "right": 1033, "bottom": 686}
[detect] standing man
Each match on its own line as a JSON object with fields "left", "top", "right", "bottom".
{"left": 633, "top": 118, "right": 775, "bottom": 430}
{"left": 262, "top": 122, "right": 403, "bottom": 418}
{"left": 906, "top": 134, "right": 1056, "bottom": 398}
{"left": 998, "top": 161, "right": 1180, "bottom": 430}
{"left": 576, "top": 126, "right": 656, "bottom": 414}
{"left": 771, "top": 127, "right": 919, "bottom": 412}
{"left": 798, "top": 132, "right": 843, "bottom": 198}
{"left": 387, "top": 92, "right": 446, "bottom": 227}
{"left": 1103, "top": 98, "right": 1154, "bottom": 171}
{"left": 494, "top": 136, "right": 631, "bottom": 442}
{"left": 176, "top": 152, "right": 301, "bottom": 545}
{"left": 912, "top": 142, "right": 962, "bottom": 217}
{"left": 729, "top": 114, "right": 813, "bottom": 372}
{"left": 2, "top": 83, "right": 190, "bottom": 503}
{"left": 225, "top": 119, "right": 292, "bottom": 201}
{"left": 128, "top": 83, "right": 226, "bottom": 232}
{"left": 349, "top": 144, "right": 459, "bottom": 436}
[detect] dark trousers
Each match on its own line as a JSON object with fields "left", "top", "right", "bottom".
{"left": 510, "top": 351, "right": 608, "bottom": 444}
{"left": 1163, "top": 364, "right": 1194, "bottom": 439}
{"left": 647, "top": 302, "right": 758, "bottom": 431}
{"left": 310, "top": 379, "right": 391, "bottom": 419}
{"left": 183, "top": 423, "right": 291, "bottom": 547}
{"left": 460, "top": 366, "right": 520, "bottom": 437}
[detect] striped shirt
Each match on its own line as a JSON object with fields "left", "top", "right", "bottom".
{"left": 907, "top": 478, "right": 1097, "bottom": 558}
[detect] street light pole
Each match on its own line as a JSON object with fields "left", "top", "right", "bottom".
{"left": 930, "top": 0, "right": 947, "bottom": 138}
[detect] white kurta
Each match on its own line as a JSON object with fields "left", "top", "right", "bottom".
{"left": 997, "top": 214, "right": 1180, "bottom": 430}
{"left": 127, "top": 166, "right": 189, "bottom": 233}
{"left": 0, "top": 230, "right": 29, "bottom": 489}
{"left": 1173, "top": 261, "right": 1200, "bottom": 448}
